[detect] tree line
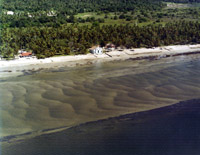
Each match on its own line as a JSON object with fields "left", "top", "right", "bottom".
{"left": 2, "top": 0, "right": 164, "bottom": 13}
{"left": 1, "top": 21, "right": 200, "bottom": 58}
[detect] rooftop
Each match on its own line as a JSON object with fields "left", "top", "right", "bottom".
{"left": 20, "top": 52, "right": 32, "bottom": 57}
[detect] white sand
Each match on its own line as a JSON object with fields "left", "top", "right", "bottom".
{"left": 1, "top": 44, "right": 200, "bottom": 71}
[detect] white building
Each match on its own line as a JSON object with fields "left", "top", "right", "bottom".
{"left": 89, "top": 46, "right": 103, "bottom": 54}
{"left": 47, "top": 11, "right": 56, "bottom": 17}
{"left": 6, "top": 11, "right": 14, "bottom": 15}
{"left": 28, "top": 13, "right": 33, "bottom": 18}
{"left": 18, "top": 49, "right": 27, "bottom": 54}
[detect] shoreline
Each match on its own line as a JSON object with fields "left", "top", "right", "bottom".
{"left": 0, "top": 47, "right": 200, "bottom": 148}
{"left": 2, "top": 98, "right": 200, "bottom": 155}
{"left": 1, "top": 98, "right": 195, "bottom": 144}
{"left": 1, "top": 44, "right": 200, "bottom": 72}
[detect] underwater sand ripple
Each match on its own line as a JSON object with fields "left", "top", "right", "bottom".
{"left": 1, "top": 55, "right": 200, "bottom": 138}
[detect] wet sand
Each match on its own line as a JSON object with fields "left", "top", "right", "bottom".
{"left": 2, "top": 99, "right": 200, "bottom": 155}
{"left": 1, "top": 44, "right": 200, "bottom": 75}
{"left": 0, "top": 54, "right": 200, "bottom": 140}
{"left": 0, "top": 44, "right": 200, "bottom": 155}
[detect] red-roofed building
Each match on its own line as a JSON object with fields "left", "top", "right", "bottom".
{"left": 19, "top": 52, "right": 32, "bottom": 58}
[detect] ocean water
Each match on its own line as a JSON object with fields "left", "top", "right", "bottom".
{"left": 0, "top": 54, "right": 200, "bottom": 140}
{"left": 3, "top": 99, "right": 200, "bottom": 155}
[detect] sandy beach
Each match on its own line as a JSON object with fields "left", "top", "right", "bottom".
{"left": 1, "top": 44, "right": 200, "bottom": 72}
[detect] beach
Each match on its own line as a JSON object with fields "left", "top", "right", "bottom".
{"left": 1, "top": 44, "right": 200, "bottom": 155}
{"left": 1, "top": 44, "right": 200, "bottom": 73}
{"left": 0, "top": 52, "right": 200, "bottom": 139}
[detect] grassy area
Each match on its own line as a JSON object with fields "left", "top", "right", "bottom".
{"left": 76, "top": 12, "right": 104, "bottom": 18}
{"left": 75, "top": 12, "right": 150, "bottom": 26}
{"left": 74, "top": 6, "right": 200, "bottom": 27}
{"left": 165, "top": 2, "right": 200, "bottom": 9}
{"left": 3, "top": 2, "right": 200, "bottom": 29}
{"left": 75, "top": 12, "right": 117, "bottom": 19}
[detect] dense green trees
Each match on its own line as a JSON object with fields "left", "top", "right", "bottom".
{"left": 1, "top": 0, "right": 200, "bottom": 29}
{"left": 2, "top": 0, "right": 164, "bottom": 13}
{"left": 1, "top": 21, "right": 200, "bottom": 58}
{"left": 1, "top": 0, "right": 166, "bottom": 28}
{"left": 1, "top": 0, "right": 200, "bottom": 59}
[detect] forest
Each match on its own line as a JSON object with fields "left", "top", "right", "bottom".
{"left": 1, "top": 21, "right": 200, "bottom": 58}
{"left": 2, "top": 0, "right": 164, "bottom": 13}
{"left": 1, "top": 0, "right": 200, "bottom": 59}
{"left": 0, "top": 0, "right": 166, "bottom": 28}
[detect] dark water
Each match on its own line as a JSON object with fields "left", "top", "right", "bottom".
{"left": 2, "top": 99, "right": 200, "bottom": 155}
{"left": 1, "top": 54, "right": 200, "bottom": 154}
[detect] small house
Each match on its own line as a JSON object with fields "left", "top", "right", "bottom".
{"left": 19, "top": 51, "right": 32, "bottom": 58}
{"left": 28, "top": 13, "right": 33, "bottom": 18}
{"left": 19, "top": 52, "right": 32, "bottom": 58}
{"left": 105, "top": 43, "right": 116, "bottom": 51}
{"left": 47, "top": 11, "right": 56, "bottom": 17}
{"left": 89, "top": 46, "right": 103, "bottom": 54}
{"left": 7, "top": 11, "right": 14, "bottom": 15}
{"left": 18, "top": 49, "right": 27, "bottom": 54}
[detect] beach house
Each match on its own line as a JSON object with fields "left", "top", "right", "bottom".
{"left": 89, "top": 46, "right": 103, "bottom": 54}
{"left": 18, "top": 49, "right": 27, "bottom": 54}
{"left": 19, "top": 52, "right": 32, "bottom": 58}
{"left": 18, "top": 49, "right": 33, "bottom": 58}
{"left": 105, "top": 43, "right": 116, "bottom": 51}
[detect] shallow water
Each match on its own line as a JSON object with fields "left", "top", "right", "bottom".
{"left": 0, "top": 55, "right": 200, "bottom": 138}
{"left": 3, "top": 99, "right": 200, "bottom": 155}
